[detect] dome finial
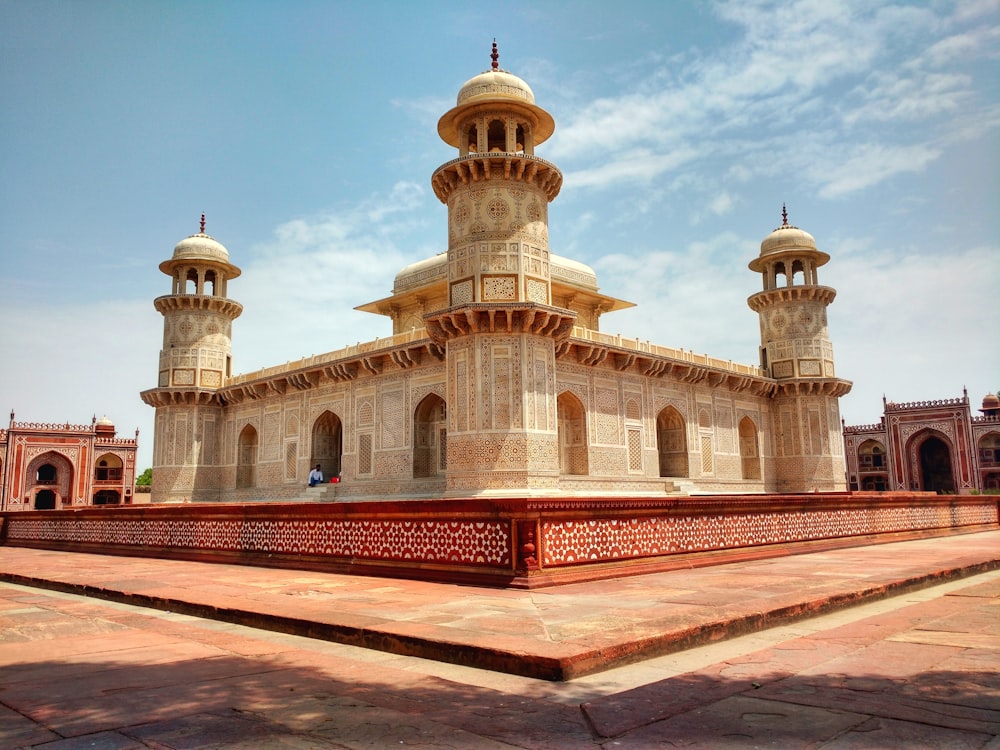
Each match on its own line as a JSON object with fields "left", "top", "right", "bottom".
{"left": 200, "top": 212, "right": 206, "bottom": 234}
{"left": 491, "top": 39, "right": 499, "bottom": 71}
{"left": 781, "top": 203, "right": 788, "bottom": 227}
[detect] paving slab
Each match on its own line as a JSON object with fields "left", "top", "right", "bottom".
{"left": 0, "top": 545, "right": 998, "bottom": 748}
{"left": 2, "top": 530, "right": 998, "bottom": 681}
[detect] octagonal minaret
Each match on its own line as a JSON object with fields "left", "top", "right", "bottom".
{"left": 748, "top": 206, "right": 852, "bottom": 492}
{"left": 425, "top": 43, "right": 575, "bottom": 495}
{"left": 141, "top": 215, "right": 242, "bottom": 502}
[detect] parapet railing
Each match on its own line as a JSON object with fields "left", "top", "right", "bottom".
{"left": 843, "top": 422, "right": 886, "bottom": 433}
{"left": 226, "top": 328, "right": 434, "bottom": 386}
{"left": 226, "top": 325, "right": 762, "bottom": 385}
{"left": 9, "top": 421, "right": 94, "bottom": 431}
{"left": 569, "top": 327, "right": 762, "bottom": 376}
{"left": 885, "top": 397, "right": 968, "bottom": 411}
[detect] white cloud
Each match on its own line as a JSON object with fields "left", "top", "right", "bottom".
{"left": 547, "top": 0, "right": 997, "bottom": 207}
{"left": 815, "top": 142, "right": 941, "bottom": 198}
{"left": 829, "top": 241, "right": 1000, "bottom": 420}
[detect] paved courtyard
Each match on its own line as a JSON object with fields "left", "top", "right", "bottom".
{"left": 1, "top": 530, "right": 998, "bottom": 748}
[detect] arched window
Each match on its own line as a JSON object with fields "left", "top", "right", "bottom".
{"left": 236, "top": 425, "right": 258, "bottom": 489}
{"left": 204, "top": 269, "right": 217, "bottom": 296}
{"left": 774, "top": 261, "right": 787, "bottom": 288}
{"left": 184, "top": 268, "right": 198, "bottom": 294}
{"left": 487, "top": 118, "right": 506, "bottom": 152}
{"left": 37, "top": 464, "right": 57, "bottom": 483}
{"left": 790, "top": 259, "right": 806, "bottom": 285}
{"left": 738, "top": 417, "right": 761, "bottom": 480}
{"left": 979, "top": 433, "right": 1000, "bottom": 467}
{"left": 557, "top": 391, "right": 588, "bottom": 475}
{"left": 94, "top": 453, "right": 123, "bottom": 482}
{"left": 311, "top": 411, "right": 343, "bottom": 480}
{"left": 515, "top": 123, "right": 526, "bottom": 153}
{"left": 466, "top": 123, "right": 478, "bottom": 154}
{"left": 413, "top": 394, "right": 447, "bottom": 478}
{"left": 858, "top": 440, "right": 886, "bottom": 470}
{"left": 656, "top": 406, "right": 688, "bottom": 477}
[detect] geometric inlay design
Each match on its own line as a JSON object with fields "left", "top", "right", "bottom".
{"left": 6, "top": 517, "right": 512, "bottom": 568}
{"left": 541, "top": 503, "right": 996, "bottom": 566}
{"left": 482, "top": 276, "right": 516, "bottom": 301}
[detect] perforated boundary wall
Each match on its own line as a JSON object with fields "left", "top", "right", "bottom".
{"left": 1, "top": 493, "right": 996, "bottom": 588}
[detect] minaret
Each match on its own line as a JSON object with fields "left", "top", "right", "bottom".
{"left": 747, "top": 206, "right": 852, "bottom": 492}
{"left": 140, "top": 215, "right": 242, "bottom": 502}
{"left": 424, "top": 42, "right": 574, "bottom": 495}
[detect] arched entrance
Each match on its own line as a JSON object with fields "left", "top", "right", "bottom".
{"left": 236, "top": 425, "right": 258, "bottom": 489}
{"left": 919, "top": 436, "right": 955, "bottom": 493}
{"left": 656, "top": 406, "right": 688, "bottom": 477}
{"left": 557, "top": 392, "right": 588, "bottom": 475}
{"left": 413, "top": 395, "right": 446, "bottom": 478}
{"left": 311, "top": 411, "right": 343, "bottom": 479}
{"left": 34, "top": 489, "right": 57, "bottom": 510}
{"left": 27, "top": 451, "right": 73, "bottom": 509}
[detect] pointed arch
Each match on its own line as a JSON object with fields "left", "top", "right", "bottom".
{"left": 909, "top": 430, "right": 955, "bottom": 493}
{"left": 557, "top": 391, "right": 588, "bottom": 475}
{"left": 656, "top": 406, "right": 688, "bottom": 477}
{"left": 311, "top": 411, "right": 343, "bottom": 480}
{"left": 738, "top": 416, "right": 761, "bottom": 480}
{"left": 413, "top": 394, "right": 447, "bottom": 478}
{"left": 27, "top": 450, "right": 74, "bottom": 507}
{"left": 236, "top": 424, "right": 258, "bottom": 489}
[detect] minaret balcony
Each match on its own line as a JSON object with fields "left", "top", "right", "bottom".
{"left": 432, "top": 153, "right": 562, "bottom": 203}
{"left": 154, "top": 294, "right": 244, "bottom": 318}
{"left": 747, "top": 285, "right": 836, "bottom": 312}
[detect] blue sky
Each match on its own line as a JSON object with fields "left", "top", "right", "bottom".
{"left": 2, "top": 0, "right": 997, "bottom": 471}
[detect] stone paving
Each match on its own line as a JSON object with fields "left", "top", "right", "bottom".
{"left": 0, "top": 529, "right": 997, "bottom": 748}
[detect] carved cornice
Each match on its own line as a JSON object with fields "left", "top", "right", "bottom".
{"left": 431, "top": 153, "right": 563, "bottom": 203}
